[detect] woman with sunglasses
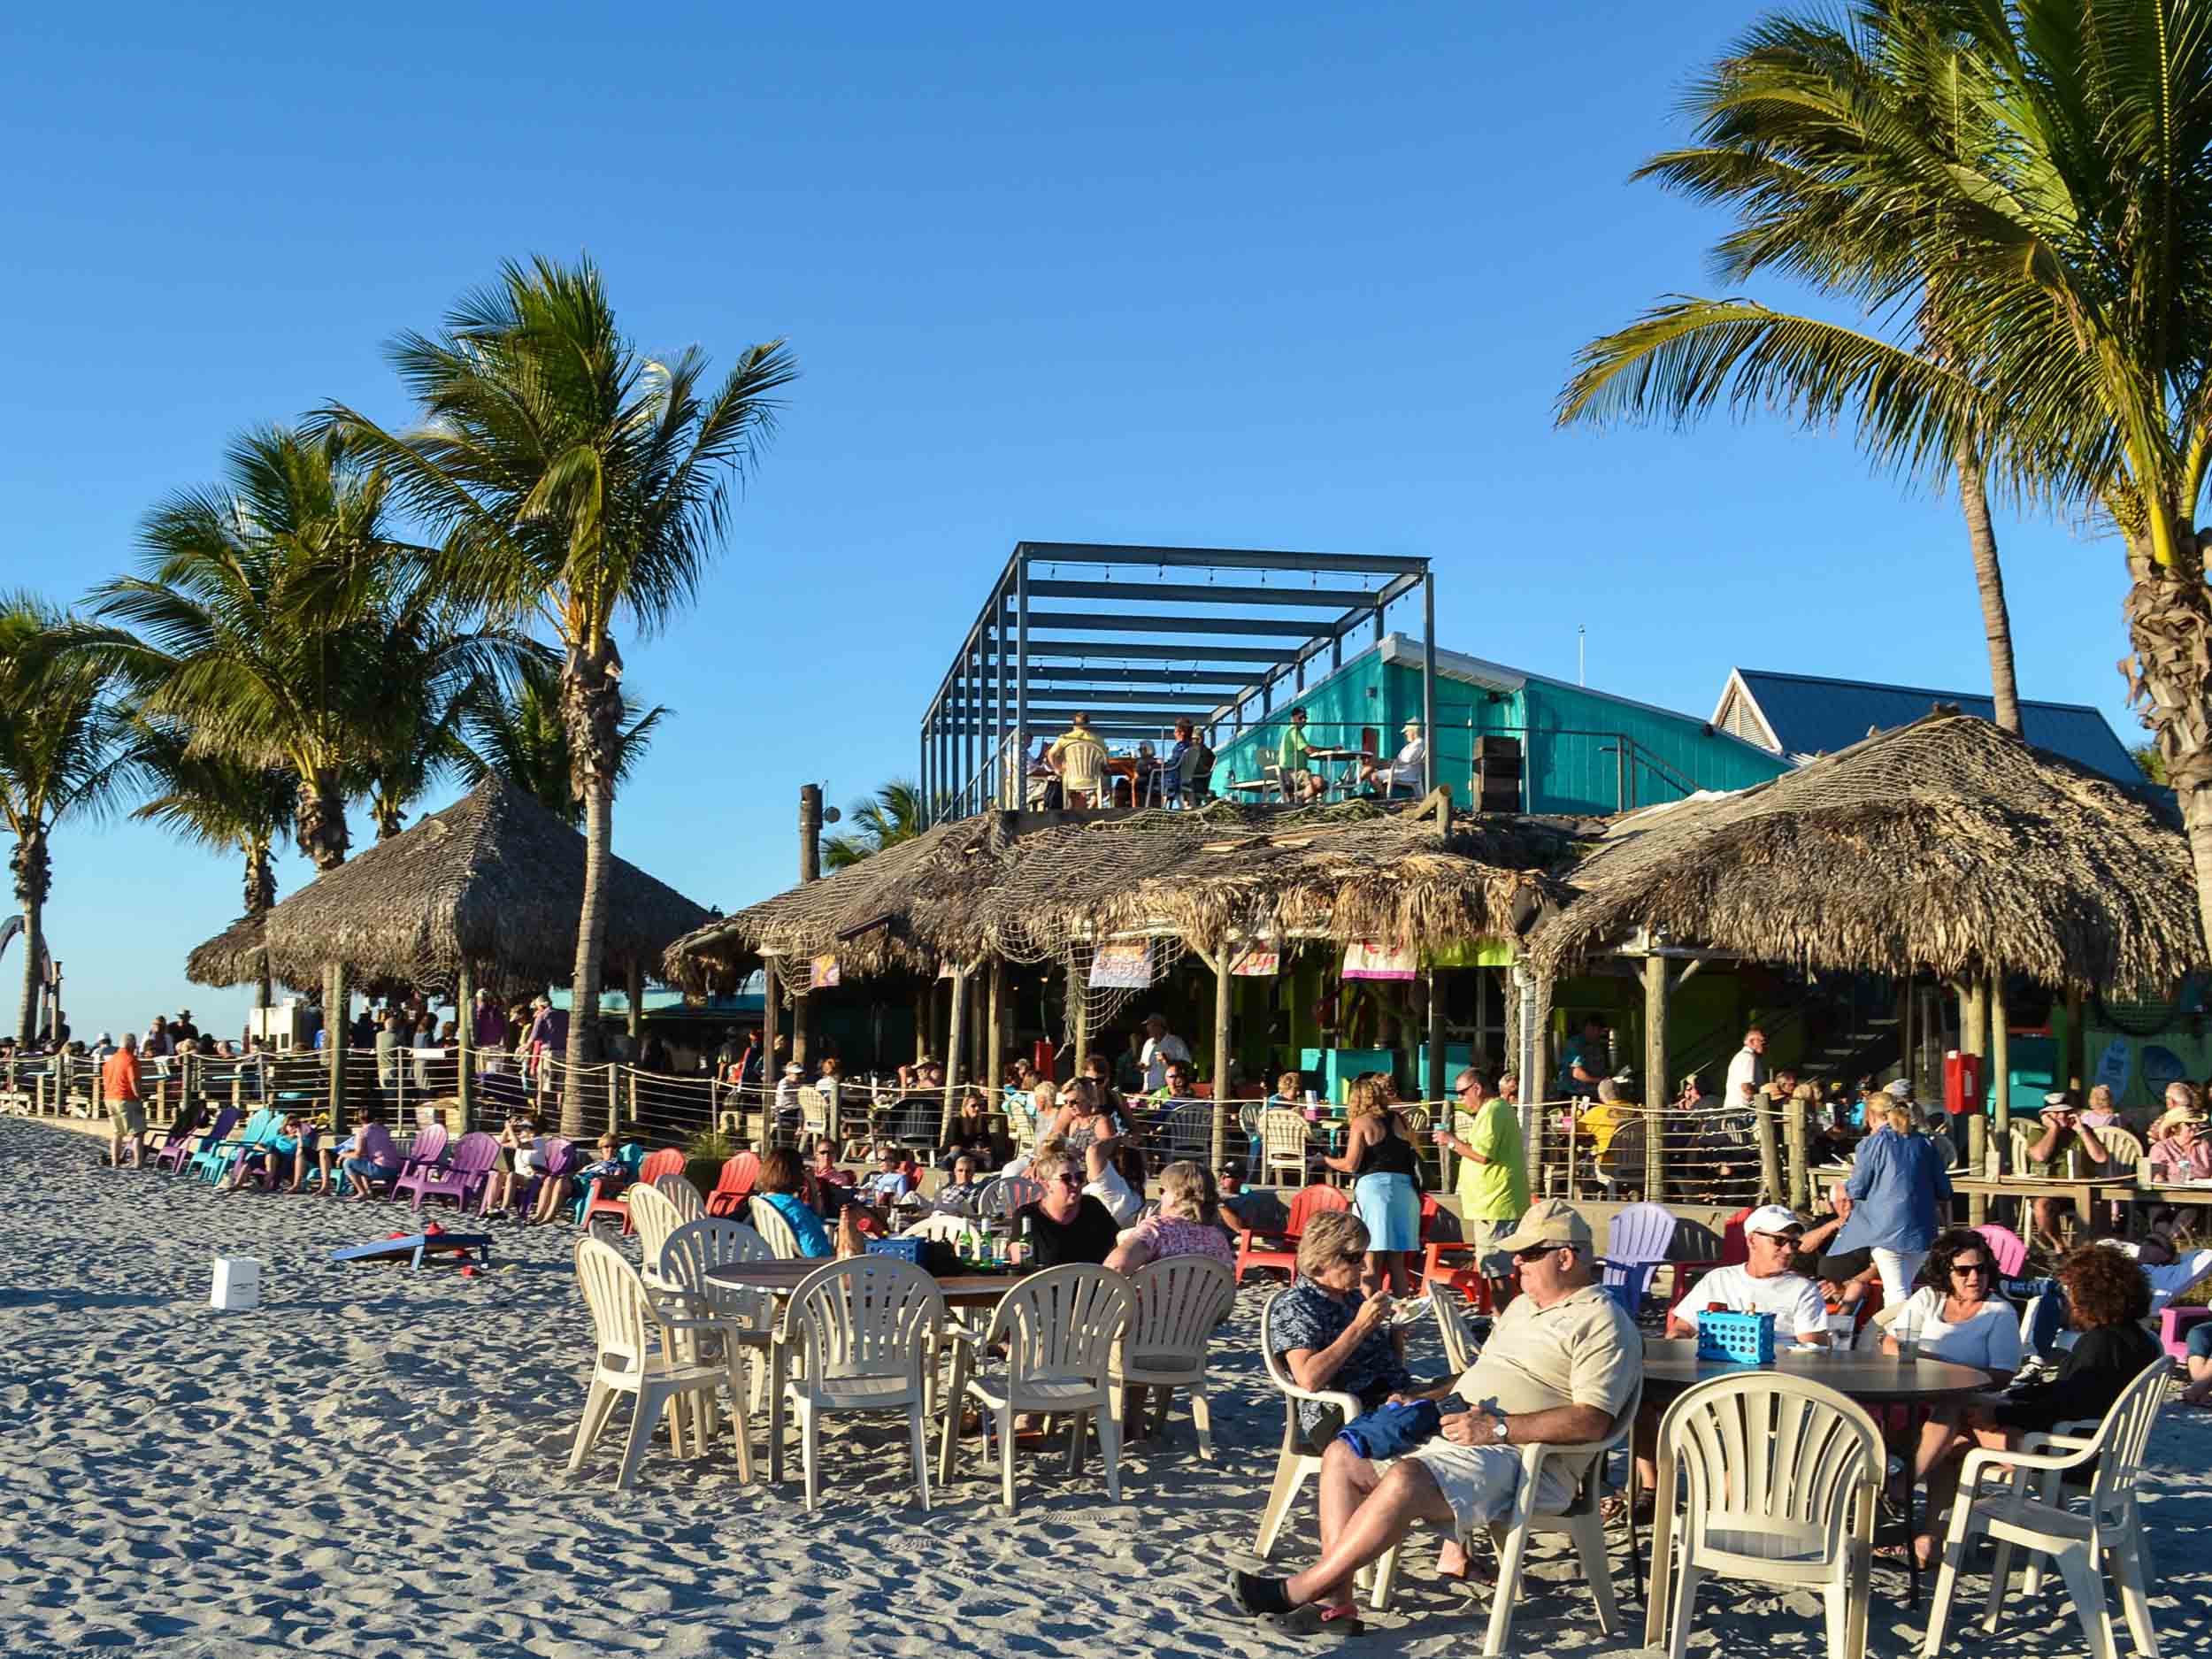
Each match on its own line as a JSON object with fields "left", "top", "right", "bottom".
{"left": 1010, "top": 1136, "right": 1120, "bottom": 1266}
{"left": 1886, "top": 1229, "right": 2021, "bottom": 1567}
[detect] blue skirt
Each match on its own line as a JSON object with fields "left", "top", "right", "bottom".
{"left": 1353, "top": 1171, "right": 1421, "bottom": 1254}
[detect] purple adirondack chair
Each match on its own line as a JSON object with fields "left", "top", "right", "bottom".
{"left": 395, "top": 1130, "right": 499, "bottom": 1210}
{"left": 154, "top": 1107, "right": 237, "bottom": 1175}
{"left": 395, "top": 1121, "right": 451, "bottom": 1182}
{"left": 507, "top": 1135, "right": 575, "bottom": 1217}
{"left": 1601, "top": 1201, "right": 1679, "bottom": 1312}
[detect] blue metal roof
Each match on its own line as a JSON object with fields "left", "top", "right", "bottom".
{"left": 1726, "top": 669, "right": 2139, "bottom": 783}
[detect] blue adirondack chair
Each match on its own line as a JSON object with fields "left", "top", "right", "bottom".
{"left": 196, "top": 1107, "right": 280, "bottom": 1185}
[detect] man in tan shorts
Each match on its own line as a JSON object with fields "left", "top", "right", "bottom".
{"left": 104, "top": 1033, "right": 146, "bottom": 1167}
{"left": 1230, "top": 1199, "right": 1641, "bottom": 1628}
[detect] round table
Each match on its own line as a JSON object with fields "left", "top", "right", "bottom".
{"left": 1638, "top": 1338, "right": 1992, "bottom": 1624}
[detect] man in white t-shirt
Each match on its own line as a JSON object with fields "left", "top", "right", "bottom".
{"left": 1138, "top": 1013, "right": 1192, "bottom": 1093}
{"left": 1723, "top": 1026, "right": 1767, "bottom": 1109}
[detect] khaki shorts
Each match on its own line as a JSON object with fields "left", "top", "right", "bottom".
{"left": 1466, "top": 1217, "right": 1519, "bottom": 1277}
{"left": 1403, "top": 1440, "right": 1576, "bottom": 1536}
{"left": 110, "top": 1100, "right": 147, "bottom": 1134}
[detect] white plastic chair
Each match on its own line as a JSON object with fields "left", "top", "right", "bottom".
{"left": 1256, "top": 1287, "right": 1365, "bottom": 1561}
{"left": 1433, "top": 1287, "right": 1482, "bottom": 1374}
{"left": 748, "top": 1194, "right": 805, "bottom": 1259}
{"left": 1110, "top": 1256, "right": 1236, "bottom": 1458}
{"left": 1259, "top": 1108, "right": 1310, "bottom": 1185}
{"left": 629, "top": 1183, "right": 691, "bottom": 1276}
{"left": 951, "top": 1263, "right": 1133, "bottom": 1512}
{"left": 1921, "top": 1358, "right": 2170, "bottom": 1659}
{"left": 653, "top": 1170, "right": 707, "bottom": 1225}
{"left": 797, "top": 1086, "right": 831, "bottom": 1148}
{"left": 982, "top": 1176, "right": 1043, "bottom": 1218}
{"left": 1059, "top": 736, "right": 1108, "bottom": 806}
{"left": 655, "top": 1217, "right": 777, "bottom": 1458}
{"left": 568, "top": 1236, "right": 745, "bottom": 1488}
{"left": 776, "top": 1255, "right": 947, "bottom": 1512}
{"left": 900, "top": 1212, "right": 972, "bottom": 1244}
{"left": 1646, "top": 1371, "right": 1881, "bottom": 1659}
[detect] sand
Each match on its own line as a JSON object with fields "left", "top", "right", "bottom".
{"left": 0, "top": 1113, "right": 2206, "bottom": 1659}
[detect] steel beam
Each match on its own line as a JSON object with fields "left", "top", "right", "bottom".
{"left": 1025, "top": 580, "right": 1379, "bottom": 609}
{"left": 993, "top": 609, "right": 1326, "bottom": 637}
{"left": 1020, "top": 641, "right": 1302, "bottom": 664}
{"left": 1016, "top": 541, "right": 1426, "bottom": 576}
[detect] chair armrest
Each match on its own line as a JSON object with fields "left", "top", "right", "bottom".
{"left": 2018, "top": 1428, "right": 2096, "bottom": 1455}
{"left": 1958, "top": 1441, "right": 2100, "bottom": 1486}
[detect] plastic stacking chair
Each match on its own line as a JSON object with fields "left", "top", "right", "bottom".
{"left": 1258, "top": 1108, "right": 1311, "bottom": 1185}
{"left": 1646, "top": 1371, "right": 1882, "bottom": 1659}
{"left": 776, "top": 1256, "right": 946, "bottom": 1512}
{"left": 653, "top": 1171, "right": 707, "bottom": 1223}
{"left": 1432, "top": 1288, "right": 1483, "bottom": 1373}
{"left": 981, "top": 1177, "right": 1043, "bottom": 1219}
{"left": 747, "top": 1194, "right": 805, "bottom": 1259}
{"left": 393, "top": 1130, "right": 498, "bottom": 1210}
{"left": 1110, "top": 1256, "right": 1236, "bottom": 1458}
{"left": 706, "top": 1152, "right": 760, "bottom": 1217}
{"left": 568, "top": 1236, "right": 746, "bottom": 1489}
{"left": 657, "top": 1217, "right": 781, "bottom": 1464}
{"left": 584, "top": 1147, "right": 684, "bottom": 1235}
{"left": 1921, "top": 1358, "right": 2170, "bottom": 1659}
{"left": 157, "top": 1107, "right": 236, "bottom": 1175}
{"left": 629, "top": 1183, "right": 692, "bottom": 1274}
{"left": 951, "top": 1264, "right": 1133, "bottom": 1514}
{"left": 1255, "top": 1287, "right": 1365, "bottom": 1561}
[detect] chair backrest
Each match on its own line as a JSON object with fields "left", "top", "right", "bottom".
{"left": 1061, "top": 736, "right": 1107, "bottom": 793}
{"left": 797, "top": 1086, "right": 829, "bottom": 1133}
{"left": 1166, "top": 1100, "right": 1213, "bottom": 1158}
{"left": 628, "top": 1183, "right": 689, "bottom": 1263}
{"left": 748, "top": 1194, "right": 804, "bottom": 1259}
{"left": 539, "top": 1135, "right": 577, "bottom": 1178}
{"left": 1360, "top": 726, "right": 1379, "bottom": 759}
{"left": 785, "top": 1256, "right": 945, "bottom": 1389}
{"left": 448, "top": 1131, "right": 501, "bottom": 1174}
{"left": 1286, "top": 1182, "right": 1352, "bottom": 1236}
{"left": 658, "top": 1216, "right": 776, "bottom": 1286}
{"left": 1124, "top": 1256, "right": 1235, "bottom": 1360}
{"left": 901, "top": 1211, "right": 972, "bottom": 1242}
{"left": 1659, "top": 1371, "right": 1882, "bottom": 1565}
{"left": 716, "top": 1152, "right": 760, "bottom": 1200}
{"left": 654, "top": 1171, "right": 707, "bottom": 1222}
{"left": 1720, "top": 1207, "right": 1753, "bottom": 1266}
{"left": 984, "top": 1263, "right": 1133, "bottom": 1386}
{"left": 1608, "top": 1200, "right": 1679, "bottom": 1264}
{"left": 2091, "top": 1124, "right": 2146, "bottom": 1167}
{"left": 638, "top": 1148, "right": 685, "bottom": 1187}
{"left": 1433, "top": 1287, "right": 1481, "bottom": 1373}
{"left": 200, "top": 1107, "right": 242, "bottom": 1147}
{"left": 574, "top": 1234, "right": 656, "bottom": 1377}
{"left": 237, "top": 1106, "right": 280, "bottom": 1145}
{"left": 1175, "top": 742, "right": 1204, "bottom": 788}
{"left": 2009, "top": 1118, "right": 2044, "bottom": 1169}
{"left": 1260, "top": 1108, "right": 1310, "bottom": 1159}
{"left": 1237, "top": 1100, "right": 1263, "bottom": 1137}
{"left": 410, "top": 1121, "right": 451, "bottom": 1165}
{"left": 2080, "top": 1358, "right": 2173, "bottom": 1525}
{"left": 985, "top": 1176, "right": 1044, "bottom": 1217}
{"left": 1974, "top": 1224, "right": 2028, "bottom": 1279}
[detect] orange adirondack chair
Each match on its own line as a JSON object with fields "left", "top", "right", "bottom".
{"left": 1232, "top": 1183, "right": 1350, "bottom": 1284}
{"left": 583, "top": 1147, "right": 686, "bottom": 1235}
{"left": 705, "top": 1151, "right": 761, "bottom": 1217}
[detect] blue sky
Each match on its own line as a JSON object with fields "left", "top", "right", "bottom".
{"left": 3, "top": 2, "right": 2146, "bottom": 1042}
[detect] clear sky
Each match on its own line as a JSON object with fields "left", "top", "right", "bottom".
{"left": 2, "top": 1, "right": 2147, "bottom": 1044}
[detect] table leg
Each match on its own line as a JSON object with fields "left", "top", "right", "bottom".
{"left": 767, "top": 1342, "right": 787, "bottom": 1486}
{"left": 937, "top": 1339, "right": 970, "bottom": 1486}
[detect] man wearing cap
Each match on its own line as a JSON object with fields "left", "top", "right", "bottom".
{"left": 1356, "top": 719, "right": 1427, "bottom": 795}
{"left": 1137, "top": 1013, "right": 1191, "bottom": 1094}
{"left": 1231, "top": 1198, "right": 1639, "bottom": 1627}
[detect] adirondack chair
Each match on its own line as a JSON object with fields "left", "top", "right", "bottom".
{"left": 395, "top": 1131, "right": 501, "bottom": 1210}
{"left": 240, "top": 1124, "right": 316, "bottom": 1192}
{"left": 1601, "top": 1201, "right": 1680, "bottom": 1315}
{"left": 193, "top": 1107, "right": 279, "bottom": 1184}
{"left": 394, "top": 1122, "right": 451, "bottom": 1185}
{"left": 155, "top": 1107, "right": 236, "bottom": 1175}
{"left": 513, "top": 1136, "right": 577, "bottom": 1217}
{"left": 1976, "top": 1223, "right": 2029, "bottom": 1280}
{"left": 584, "top": 1147, "right": 686, "bottom": 1235}
{"left": 706, "top": 1152, "right": 761, "bottom": 1217}
{"left": 1232, "top": 1183, "right": 1350, "bottom": 1285}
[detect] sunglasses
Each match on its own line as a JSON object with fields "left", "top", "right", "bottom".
{"left": 1952, "top": 1261, "right": 1990, "bottom": 1276}
{"left": 1051, "top": 1172, "right": 1084, "bottom": 1188}
{"left": 1337, "top": 1248, "right": 1366, "bottom": 1264}
{"left": 1513, "top": 1241, "right": 1570, "bottom": 1263}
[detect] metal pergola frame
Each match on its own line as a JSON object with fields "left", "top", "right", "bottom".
{"left": 918, "top": 541, "right": 1437, "bottom": 821}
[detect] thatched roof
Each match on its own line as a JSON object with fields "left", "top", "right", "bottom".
{"left": 185, "top": 912, "right": 275, "bottom": 990}
{"left": 1526, "top": 713, "right": 2205, "bottom": 993}
{"left": 184, "top": 779, "right": 713, "bottom": 991}
{"left": 664, "top": 796, "right": 1579, "bottom": 990}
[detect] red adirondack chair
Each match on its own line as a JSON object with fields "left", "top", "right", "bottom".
{"left": 705, "top": 1152, "right": 761, "bottom": 1217}
{"left": 1232, "top": 1183, "right": 1350, "bottom": 1284}
{"left": 583, "top": 1146, "right": 685, "bottom": 1234}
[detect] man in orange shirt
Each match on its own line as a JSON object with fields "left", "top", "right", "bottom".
{"left": 104, "top": 1033, "right": 145, "bottom": 1167}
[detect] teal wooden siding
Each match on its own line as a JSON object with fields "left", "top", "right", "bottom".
{"left": 1210, "top": 639, "right": 1786, "bottom": 815}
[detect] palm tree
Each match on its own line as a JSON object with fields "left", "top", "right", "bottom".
{"left": 318, "top": 255, "right": 795, "bottom": 1133}
{"left": 1558, "top": 0, "right": 2212, "bottom": 946}
{"left": 823, "top": 779, "right": 928, "bottom": 871}
{"left": 455, "top": 654, "right": 666, "bottom": 826}
{"left": 86, "top": 426, "right": 426, "bottom": 873}
{"left": 1563, "top": 0, "right": 2022, "bottom": 732}
{"left": 128, "top": 721, "right": 295, "bottom": 1006}
{"left": 0, "top": 595, "right": 138, "bottom": 1042}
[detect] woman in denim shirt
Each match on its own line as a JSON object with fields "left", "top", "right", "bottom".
{"left": 1834, "top": 1102, "right": 1952, "bottom": 1301}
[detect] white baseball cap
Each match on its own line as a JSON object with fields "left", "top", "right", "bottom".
{"left": 1743, "top": 1204, "right": 1806, "bottom": 1238}
{"left": 1884, "top": 1078, "right": 1914, "bottom": 1098}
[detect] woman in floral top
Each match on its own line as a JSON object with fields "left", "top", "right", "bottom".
{"left": 1265, "top": 1210, "right": 1412, "bottom": 1446}
{"left": 1107, "top": 1161, "right": 1235, "bottom": 1272}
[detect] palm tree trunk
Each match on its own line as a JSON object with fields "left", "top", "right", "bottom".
{"left": 559, "top": 641, "right": 625, "bottom": 1139}
{"left": 243, "top": 840, "right": 275, "bottom": 1013}
{"left": 1955, "top": 445, "right": 2022, "bottom": 736}
{"left": 296, "top": 770, "right": 349, "bottom": 872}
{"left": 12, "top": 829, "right": 48, "bottom": 1046}
{"left": 2124, "top": 548, "right": 2212, "bottom": 955}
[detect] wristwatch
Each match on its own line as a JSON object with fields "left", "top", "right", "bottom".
{"left": 1491, "top": 1412, "right": 1510, "bottom": 1442}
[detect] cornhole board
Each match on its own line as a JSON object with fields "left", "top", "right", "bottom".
{"left": 330, "top": 1232, "right": 494, "bottom": 1271}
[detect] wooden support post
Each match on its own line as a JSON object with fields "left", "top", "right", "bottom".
{"left": 1990, "top": 976, "right": 2012, "bottom": 1160}
{"left": 760, "top": 963, "right": 780, "bottom": 1153}
{"left": 2065, "top": 985, "right": 2085, "bottom": 1088}
{"left": 627, "top": 1071, "right": 639, "bottom": 1140}
{"left": 917, "top": 987, "right": 932, "bottom": 1064}
{"left": 941, "top": 965, "right": 969, "bottom": 1140}
{"left": 606, "top": 1064, "right": 620, "bottom": 1136}
{"left": 1900, "top": 978, "right": 1914, "bottom": 1083}
{"left": 986, "top": 959, "right": 1005, "bottom": 1090}
{"left": 1069, "top": 957, "right": 1090, "bottom": 1077}
{"left": 1962, "top": 978, "right": 1987, "bottom": 1214}
{"left": 1426, "top": 965, "right": 1447, "bottom": 1107}
{"left": 1211, "top": 934, "right": 1233, "bottom": 1170}
{"left": 626, "top": 960, "right": 644, "bottom": 1043}
{"left": 1786, "top": 1087, "right": 1809, "bottom": 1212}
{"left": 1755, "top": 1085, "right": 1784, "bottom": 1205}
{"left": 455, "top": 960, "right": 474, "bottom": 1134}
{"left": 326, "top": 962, "right": 349, "bottom": 1135}
{"left": 1642, "top": 955, "right": 1668, "bottom": 1202}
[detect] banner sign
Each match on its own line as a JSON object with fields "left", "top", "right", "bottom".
{"left": 1230, "top": 946, "right": 1279, "bottom": 978}
{"left": 810, "top": 955, "right": 841, "bottom": 989}
{"left": 1087, "top": 941, "right": 1154, "bottom": 989}
{"left": 1341, "top": 940, "right": 1417, "bottom": 981}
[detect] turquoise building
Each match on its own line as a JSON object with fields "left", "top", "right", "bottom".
{"left": 1211, "top": 634, "right": 1788, "bottom": 815}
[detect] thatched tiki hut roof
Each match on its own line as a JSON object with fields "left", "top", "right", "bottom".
{"left": 185, "top": 911, "right": 275, "bottom": 990}
{"left": 664, "top": 797, "right": 1579, "bottom": 990}
{"left": 185, "top": 778, "right": 714, "bottom": 992}
{"left": 1526, "top": 713, "right": 2206, "bottom": 994}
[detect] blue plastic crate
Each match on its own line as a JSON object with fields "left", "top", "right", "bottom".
{"left": 865, "top": 1236, "right": 925, "bottom": 1265}
{"left": 1695, "top": 1309, "right": 1777, "bottom": 1366}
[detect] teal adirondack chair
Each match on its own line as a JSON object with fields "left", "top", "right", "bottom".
{"left": 194, "top": 1107, "right": 280, "bottom": 1184}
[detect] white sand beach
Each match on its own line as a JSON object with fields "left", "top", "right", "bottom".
{"left": 2, "top": 1113, "right": 2207, "bottom": 1659}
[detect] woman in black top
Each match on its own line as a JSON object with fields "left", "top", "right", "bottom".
{"left": 1987, "top": 1245, "right": 2162, "bottom": 1436}
{"left": 1013, "top": 1140, "right": 1119, "bottom": 1266}
{"left": 1320, "top": 1075, "right": 1422, "bottom": 1297}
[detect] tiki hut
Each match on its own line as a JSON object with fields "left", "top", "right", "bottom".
{"left": 1528, "top": 712, "right": 2205, "bottom": 993}
{"left": 185, "top": 911, "right": 275, "bottom": 992}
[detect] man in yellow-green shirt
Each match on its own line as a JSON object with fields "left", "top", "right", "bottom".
{"left": 1433, "top": 1068, "right": 1530, "bottom": 1287}
{"left": 1277, "top": 706, "right": 1322, "bottom": 802}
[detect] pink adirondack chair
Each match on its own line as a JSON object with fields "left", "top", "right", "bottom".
{"left": 396, "top": 1131, "right": 500, "bottom": 1210}
{"left": 395, "top": 1122, "right": 451, "bottom": 1183}
{"left": 1975, "top": 1224, "right": 2029, "bottom": 1279}
{"left": 154, "top": 1107, "right": 236, "bottom": 1175}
